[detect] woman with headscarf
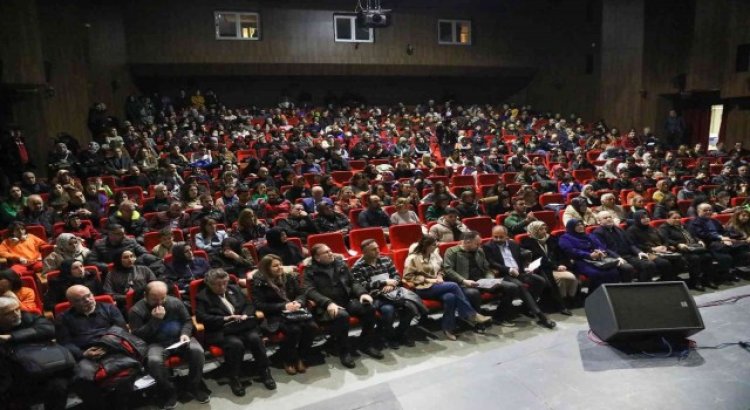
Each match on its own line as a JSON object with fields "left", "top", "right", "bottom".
{"left": 104, "top": 249, "right": 156, "bottom": 308}
{"left": 44, "top": 259, "right": 103, "bottom": 310}
{"left": 562, "top": 197, "right": 598, "bottom": 227}
{"left": 162, "top": 243, "right": 210, "bottom": 291}
{"left": 558, "top": 219, "right": 620, "bottom": 292}
{"left": 625, "top": 210, "right": 685, "bottom": 283}
{"left": 257, "top": 228, "right": 304, "bottom": 268}
{"left": 42, "top": 233, "right": 90, "bottom": 274}
{"left": 520, "top": 221, "right": 578, "bottom": 314}
{"left": 579, "top": 184, "right": 601, "bottom": 207}
{"left": 252, "top": 254, "right": 316, "bottom": 375}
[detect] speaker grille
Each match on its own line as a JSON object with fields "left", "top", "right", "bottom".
{"left": 607, "top": 284, "right": 701, "bottom": 331}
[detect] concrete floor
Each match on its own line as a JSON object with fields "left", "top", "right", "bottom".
{"left": 144, "top": 281, "right": 750, "bottom": 410}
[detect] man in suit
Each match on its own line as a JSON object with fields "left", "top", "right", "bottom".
{"left": 195, "top": 269, "right": 274, "bottom": 397}
{"left": 482, "top": 226, "right": 556, "bottom": 329}
{"left": 128, "top": 281, "right": 210, "bottom": 409}
{"left": 303, "top": 243, "right": 382, "bottom": 369}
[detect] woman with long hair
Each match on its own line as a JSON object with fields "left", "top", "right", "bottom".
{"left": 194, "top": 217, "right": 228, "bottom": 257}
{"left": 334, "top": 186, "right": 361, "bottom": 215}
{"left": 252, "top": 254, "right": 316, "bottom": 375}
{"left": 234, "top": 208, "right": 268, "bottom": 246}
{"left": 726, "top": 208, "right": 750, "bottom": 241}
{"left": 402, "top": 236, "right": 490, "bottom": 340}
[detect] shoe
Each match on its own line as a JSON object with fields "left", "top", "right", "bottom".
{"left": 467, "top": 313, "right": 492, "bottom": 325}
{"left": 229, "top": 377, "right": 246, "bottom": 397}
{"left": 360, "top": 345, "right": 384, "bottom": 359}
{"left": 340, "top": 351, "right": 356, "bottom": 369}
{"left": 537, "top": 314, "right": 556, "bottom": 329}
{"left": 398, "top": 334, "right": 416, "bottom": 348}
{"left": 386, "top": 338, "right": 400, "bottom": 350}
{"left": 689, "top": 283, "right": 706, "bottom": 292}
{"left": 295, "top": 359, "right": 307, "bottom": 374}
{"left": 493, "top": 315, "right": 517, "bottom": 326}
{"left": 704, "top": 281, "right": 719, "bottom": 290}
{"left": 163, "top": 392, "right": 178, "bottom": 410}
{"left": 284, "top": 363, "right": 297, "bottom": 375}
{"left": 443, "top": 330, "right": 458, "bottom": 341}
{"left": 193, "top": 387, "right": 211, "bottom": 404}
{"left": 260, "top": 368, "right": 277, "bottom": 390}
{"left": 560, "top": 307, "right": 573, "bottom": 316}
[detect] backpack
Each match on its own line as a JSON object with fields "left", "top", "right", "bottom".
{"left": 76, "top": 326, "right": 147, "bottom": 388}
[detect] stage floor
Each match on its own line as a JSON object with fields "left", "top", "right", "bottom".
{"left": 176, "top": 284, "right": 750, "bottom": 410}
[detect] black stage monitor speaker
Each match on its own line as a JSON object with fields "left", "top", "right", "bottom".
{"left": 585, "top": 282, "right": 704, "bottom": 343}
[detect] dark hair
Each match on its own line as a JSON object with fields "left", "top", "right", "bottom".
{"left": 0, "top": 269, "right": 22, "bottom": 291}
{"left": 6, "top": 222, "right": 25, "bottom": 238}
{"left": 461, "top": 230, "right": 481, "bottom": 241}
{"left": 200, "top": 217, "right": 217, "bottom": 237}
{"left": 411, "top": 235, "right": 437, "bottom": 255}
{"left": 360, "top": 238, "right": 378, "bottom": 250}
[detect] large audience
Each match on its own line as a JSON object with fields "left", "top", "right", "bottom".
{"left": 1, "top": 91, "right": 750, "bottom": 409}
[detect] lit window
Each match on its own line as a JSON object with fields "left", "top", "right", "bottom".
{"left": 334, "top": 14, "right": 374, "bottom": 43}
{"left": 438, "top": 19, "right": 471, "bottom": 45}
{"left": 215, "top": 12, "right": 260, "bottom": 40}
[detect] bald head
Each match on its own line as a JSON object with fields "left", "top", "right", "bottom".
{"left": 66, "top": 285, "right": 96, "bottom": 314}
{"left": 145, "top": 281, "right": 168, "bottom": 306}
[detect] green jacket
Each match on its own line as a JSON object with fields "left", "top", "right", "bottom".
{"left": 443, "top": 245, "right": 493, "bottom": 283}
{"left": 425, "top": 205, "right": 446, "bottom": 222}
{"left": 504, "top": 211, "right": 530, "bottom": 236}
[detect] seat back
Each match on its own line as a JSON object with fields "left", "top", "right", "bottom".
{"left": 19, "top": 275, "right": 43, "bottom": 314}
{"left": 532, "top": 210, "right": 559, "bottom": 231}
{"left": 438, "top": 241, "right": 460, "bottom": 257}
{"left": 349, "top": 227, "right": 389, "bottom": 254}
{"left": 54, "top": 295, "right": 114, "bottom": 317}
{"left": 307, "top": 232, "right": 351, "bottom": 256}
{"left": 393, "top": 248, "right": 410, "bottom": 276}
{"left": 462, "top": 216, "right": 493, "bottom": 238}
{"left": 389, "top": 224, "right": 424, "bottom": 250}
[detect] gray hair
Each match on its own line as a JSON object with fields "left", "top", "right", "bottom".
{"left": 205, "top": 268, "right": 230, "bottom": 284}
{"left": 596, "top": 210, "right": 612, "bottom": 222}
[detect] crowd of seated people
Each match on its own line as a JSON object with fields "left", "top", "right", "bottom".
{"left": 2, "top": 90, "right": 750, "bottom": 409}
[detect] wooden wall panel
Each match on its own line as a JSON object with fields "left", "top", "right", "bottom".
{"left": 720, "top": 0, "right": 750, "bottom": 98}
{"left": 598, "top": 0, "right": 645, "bottom": 129}
{"left": 0, "top": 0, "right": 45, "bottom": 85}
{"left": 686, "top": 0, "right": 729, "bottom": 92}
{"left": 123, "top": 0, "right": 537, "bottom": 70}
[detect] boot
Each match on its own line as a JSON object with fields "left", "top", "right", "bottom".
{"left": 259, "top": 367, "right": 276, "bottom": 390}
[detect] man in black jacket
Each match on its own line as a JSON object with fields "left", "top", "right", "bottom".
{"left": 128, "top": 281, "right": 209, "bottom": 408}
{"left": 314, "top": 202, "right": 351, "bottom": 234}
{"left": 304, "top": 244, "right": 382, "bottom": 369}
{"left": 15, "top": 194, "right": 56, "bottom": 238}
{"left": 592, "top": 210, "right": 665, "bottom": 282}
{"left": 357, "top": 195, "right": 391, "bottom": 230}
{"left": 0, "top": 296, "right": 69, "bottom": 410}
{"left": 55, "top": 285, "right": 131, "bottom": 409}
{"left": 195, "top": 269, "right": 274, "bottom": 397}
{"left": 277, "top": 204, "right": 318, "bottom": 241}
{"left": 86, "top": 224, "right": 157, "bottom": 267}
{"left": 483, "top": 226, "right": 556, "bottom": 329}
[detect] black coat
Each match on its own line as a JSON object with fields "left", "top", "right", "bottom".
{"left": 195, "top": 284, "right": 256, "bottom": 344}
{"left": 482, "top": 240, "right": 525, "bottom": 277}
{"left": 303, "top": 259, "right": 365, "bottom": 316}
{"left": 520, "top": 236, "right": 570, "bottom": 273}
{"left": 658, "top": 223, "right": 700, "bottom": 247}
{"left": 252, "top": 274, "right": 307, "bottom": 332}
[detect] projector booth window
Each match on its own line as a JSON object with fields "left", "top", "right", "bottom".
{"left": 215, "top": 11, "right": 260, "bottom": 40}
{"left": 334, "top": 14, "right": 374, "bottom": 43}
{"left": 438, "top": 19, "right": 471, "bottom": 45}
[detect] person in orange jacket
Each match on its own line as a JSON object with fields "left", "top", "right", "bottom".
{"left": 0, "top": 221, "right": 46, "bottom": 275}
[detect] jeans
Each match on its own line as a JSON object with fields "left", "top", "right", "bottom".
{"left": 378, "top": 301, "right": 418, "bottom": 339}
{"left": 416, "top": 282, "right": 476, "bottom": 331}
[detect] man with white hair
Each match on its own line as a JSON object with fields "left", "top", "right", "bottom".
{"left": 0, "top": 295, "right": 69, "bottom": 410}
{"left": 302, "top": 186, "right": 332, "bottom": 214}
{"left": 592, "top": 210, "right": 668, "bottom": 282}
